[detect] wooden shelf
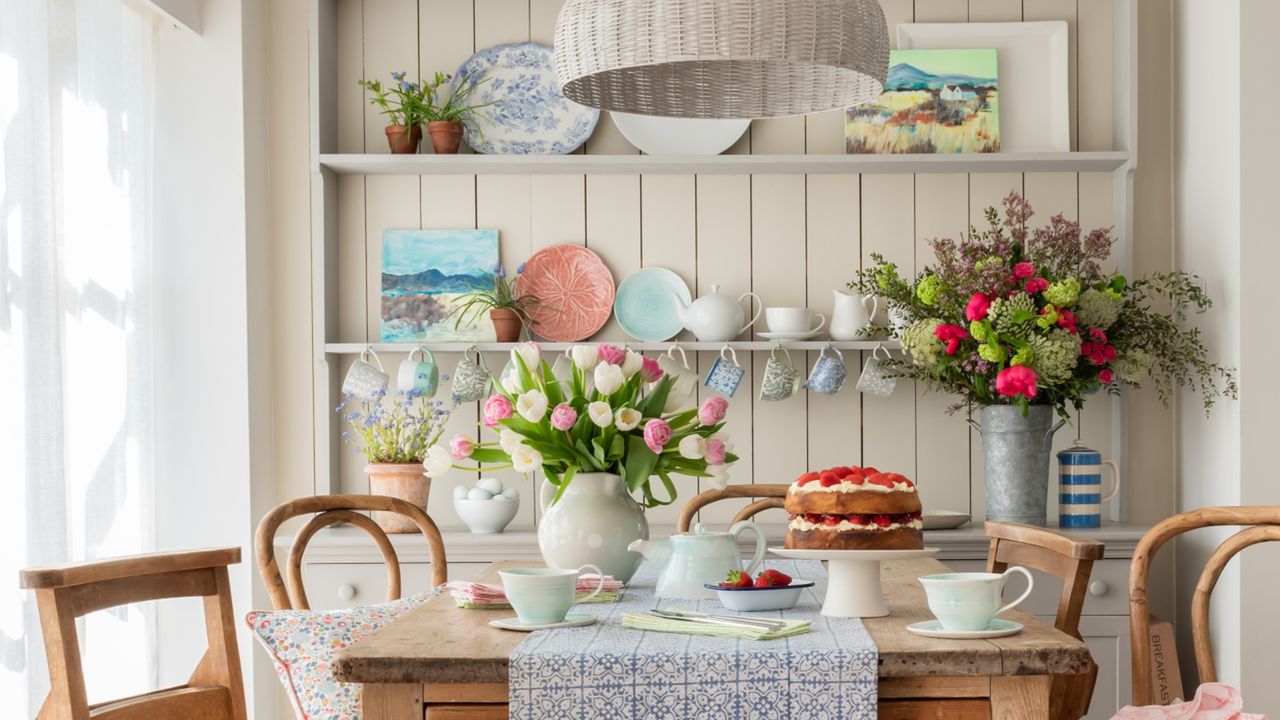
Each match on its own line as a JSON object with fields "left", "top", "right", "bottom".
{"left": 324, "top": 340, "right": 902, "bottom": 354}
{"left": 316, "top": 151, "right": 1130, "bottom": 176}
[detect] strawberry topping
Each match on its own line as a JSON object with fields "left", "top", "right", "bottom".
{"left": 832, "top": 466, "right": 853, "bottom": 479}
{"left": 818, "top": 471, "right": 840, "bottom": 487}
{"left": 797, "top": 472, "right": 820, "bottom": 486}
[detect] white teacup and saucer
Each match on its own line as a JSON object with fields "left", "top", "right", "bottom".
{"left": 906, "top": 566, "right": 1034, "bottom": 639}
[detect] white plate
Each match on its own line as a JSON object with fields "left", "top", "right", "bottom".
{"left": 612, "top": 113, "right": 750, "bottom": 155}
{"left": 898, "top": 21, "right": 1070, "bottom": 152}
{"left": 758, "top": 330, "right": 823, "bottom": 341}
{"left": 488, "top": 612, "right": 597, "bottom": 632}
{"left": 906, "top": 618, "right": 1023, "bottom": 639}
{"left": 923, "top": 511, "right": 972, "bottom": 531}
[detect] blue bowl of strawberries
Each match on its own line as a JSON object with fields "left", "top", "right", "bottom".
{"left": 706, "top": 568, "right": 815, "bottom": 612}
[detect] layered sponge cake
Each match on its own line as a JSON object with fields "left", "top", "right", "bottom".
{"left": 784, "top": 467, "right": 924, "bottom": 550}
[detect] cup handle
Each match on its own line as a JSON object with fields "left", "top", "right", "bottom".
{"left": 576, "top": 564, "right": 606, "bottom": 603}
{"left": 810, "top": 313, "right": 826, "bottom": 334}
{"left": 738, "top": 292, "right": 764, "bottom": 335}
{"left": 995, "top": 566, "right": 1035, "bottom": 617}
{"left": 729, "top": 521, "right": 767, "bottom": 576}
{"left": 865, "top": 296, "right": 880, "bottom": 324}
{"left": 720, "top": 344, "right": 738, "bottom": 366}
{"left": 1101, "top": 460, "right": 1121, "bottom": 503}
{"left": 667, "top": 344, "right": 689, "bottom": 370}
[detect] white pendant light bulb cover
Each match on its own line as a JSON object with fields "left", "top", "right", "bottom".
{"left": 553, "top": 0, "right": 890, "bottom": 119}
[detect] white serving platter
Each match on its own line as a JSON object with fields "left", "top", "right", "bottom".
{"left": 768, "top": 547, "right": 940, "bottom": 618}
{"left": 898, "top": 21, "right": 1070, "bottom": 152}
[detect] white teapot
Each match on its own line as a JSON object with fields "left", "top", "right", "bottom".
{"left": 672, "top": 285, "right": 763, "bottom": 342}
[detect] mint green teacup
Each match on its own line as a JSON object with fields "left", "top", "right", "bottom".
{"left": 499, "top": 565, "right": 605, "bottom": 626}
{"left": 918, "top": 567, "right": 1034, "bottom": 632}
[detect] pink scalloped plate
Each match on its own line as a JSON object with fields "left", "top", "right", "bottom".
{"left": 517, "top": 244, "right": 615, "bottom": 342}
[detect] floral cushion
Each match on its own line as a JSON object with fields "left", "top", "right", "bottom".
{"left": 245, "top": 592, "right": 434, "bottom": 720}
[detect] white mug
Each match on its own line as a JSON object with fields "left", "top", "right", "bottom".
{"left": 765, "top": 307, "right": 826, "bottom": 335}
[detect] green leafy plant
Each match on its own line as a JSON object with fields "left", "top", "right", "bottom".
{"left": 358, "top": 70, "right": 492, "bottom": 127}
{"left": 449, "top": 262, "right": 542, "bottom": 331}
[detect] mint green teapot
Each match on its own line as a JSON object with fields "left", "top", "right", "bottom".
{"left": 628, "top": 522, "right": 765, "bottom": 600}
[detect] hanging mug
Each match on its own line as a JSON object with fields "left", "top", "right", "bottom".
{"left": 343, "top": 347, "right": 390, "bottom": 399}
{"left": 856, "top": 345, "right": 898, "bottom": 398}
{"left": 804, "top": 345, "right": 848, "bottom": 396}
{"left": 452, "top": 347, "right": 491, "bottom": 402}
{"left": 704, "top": 345, "right": 746, "bottom": 397}
{"left": 551, "top": 348, "right": 576, "bottom": 385}
{"left": 398, "top": 347, "right": 439, "bottom": 397}
{"left": 760, "top": 346, "right": 801, "bottom": 402}
{"left": 659, "top": 345, "right": 698, "bottom": 400}
{"left": 1057, "top": 442, "right": 1121, "bottom": 528}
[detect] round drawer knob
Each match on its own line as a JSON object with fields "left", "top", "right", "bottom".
{"left": 338, "top": 584, "right": 357, "bottom": 601}
{"left": 1089, "top": 580, "right": 1109, "bottom": 597}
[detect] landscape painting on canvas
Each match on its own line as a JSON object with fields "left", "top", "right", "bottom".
{"left": 381, "top": 229, "right": 499, "bottom": 342}
{"left": 846, "top": 48, "right": 999, "bottom": 154}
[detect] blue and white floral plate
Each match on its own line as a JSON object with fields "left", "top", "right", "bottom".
{"left": 453, "top": 42, "right": 599, "bottom": 155}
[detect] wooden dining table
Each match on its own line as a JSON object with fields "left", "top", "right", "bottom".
{"left": 336, "top": 557, "right": 1091, "bottom": 720}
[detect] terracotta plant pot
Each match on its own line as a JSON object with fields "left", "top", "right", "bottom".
{"left": 427, "top": 120, "right": 464, "bottom": 154}
{"left": 365, "top": 463, "right": 431, "bottom": 533}
{"left": 490, "top": 308, "right": 522, "bottom": 342}
{"left": 384, "top": 124, "right": 422, "bottom": 154}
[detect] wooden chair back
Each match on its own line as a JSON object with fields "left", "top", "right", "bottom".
{"left": 676, "top": 484, "right": 789, "bottom": 532}
{"left": 20, "top": 547, "right": 247, "bottom": 720}
{"left": 1129, "top": 506, "right": 1280, "bottom": 705}
{"left": 255, "top": 494, "right": 448, "bottom": 610}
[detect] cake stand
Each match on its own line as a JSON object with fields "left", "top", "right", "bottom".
{"left": 768, "top": 547, "right": 940, "bottom": 618}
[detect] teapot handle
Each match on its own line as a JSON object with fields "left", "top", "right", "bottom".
{"left": 728, "top": 520, "right": 766, "bottom": 576}
{"left": 738, "top": 292, "right": 764, "bottom": 336}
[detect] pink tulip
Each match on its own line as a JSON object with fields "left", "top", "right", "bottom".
{"left": 705, "top": 438, "right": 727, "bottom": 465}
{"left": 482, "top": 394, "right": 513, "bottom": 428}
{"left": 597, "top": 343, "right": 626, "bottom": 366}
{"left": 448, "top": 434, "right": 475, "bottom": 461}
{"left": 995, "top": 365, "right": 1039, "bottom": 398}
{"left": 698, "top": 396, "right": 729, "bottom": 426}
{"left": 640, "top": 356, "right": 664, "bottom": 383}
{"left": 643, "top": 419, "right": 673, "bottom": 454}
{"left": 550, "top": 402, "right": 577, "bottom": 431}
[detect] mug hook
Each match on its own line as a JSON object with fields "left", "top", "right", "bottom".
{"left": 666, "top": 343, "right": 689, "bottom": 369}
{"left": 720, "top": 344, "right": 739, "bottom": 365}
{"left": 360, "top": 345, "right": 385, "bottom": 370}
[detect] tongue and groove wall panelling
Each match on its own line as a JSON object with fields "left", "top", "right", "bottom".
{"left": 1078, "top": 173, "right": 1117, "bottom": 519}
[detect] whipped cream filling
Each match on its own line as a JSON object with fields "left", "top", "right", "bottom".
{"left": 790, "top": 481, "right": 916, "bottom": 494}
{"left": 789, "top": 518, "right": 924, "bottom": 532}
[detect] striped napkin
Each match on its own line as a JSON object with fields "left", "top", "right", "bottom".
{"left": 620, "top": 611, "right": 812, "bottom": 640}
{"left": 444, "top": 576, "right": 624, "bottom": 609}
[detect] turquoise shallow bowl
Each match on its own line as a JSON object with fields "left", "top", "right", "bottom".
{"left": 614, "top": 267, "right": 691, "bottom": 342}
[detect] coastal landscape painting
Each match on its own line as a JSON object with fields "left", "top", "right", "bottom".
{"left": 380, "top": 229, "right": 499, "bottom": 342}
{"left": 846, "top": 48, "right": 999, "bottom": 154}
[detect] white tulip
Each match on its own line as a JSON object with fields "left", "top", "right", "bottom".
{"left": 614, "top": 407, "right": 642, "bottom": 431}
{"left": 510, "top": 444, "right": 544, "bottom": 474}
{"left": 501, "top": 364, "right": 523, "bottom": 395}
{"left": 704, "top": 463, "right": 729, "bottom": 491}
{"left": 498, "top": 428, "right": 523, "bottom": 454}
{"left": 621, "top": 350, "right": 644, "bottom": 378}
{"left": 516, "top": 390, "right": 548, "bottom": 423}
{"left": 570, "top": 344, "right": 599, "bottom": 371}
{"left": 512, "top": 342, "right": 541, "bottom": 371}
{"left": 594, "top": 362, "right": 625, "bottom": 395}
{"left": 423, "top": 445, "right": 452, "bottom": 479}
{"left": 588, "top": 401, "right": 613, "bottom": 428}
{"left": 678, "top": 435, "right": 707, "bottom": 460}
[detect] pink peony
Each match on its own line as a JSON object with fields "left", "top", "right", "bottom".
{"left": 698, "top": 396, "right": 729, "bottom": 426}
{"left": 965, "top": 292, "right": 992, "bottom": 322}
{"left": 705, "top": 438, "right": 727, "bottom": 465}
{"left": 643, "top": 419, "right": 673, "bottom": 454}
{"left": 1099, "top": 369, "right": 1114, "bottom": 384}
{"left": 1057, "top": 308, "right": 1078, "bottom": 334}
{"left": 448, "top": 434, "right": 475, "bottom": 460}
{"left": 550, "top": 402, "right": 577, "bottom": 431}
{"left": 1088, "top": 327, "right": 1107, "bottom": 344}
{"left": 1025, "top": 277, "right": 1049, "bottom": 294}
{"left": 1013, "top": 262, "right": 1036, "bottom": 279}
{"left": 597, "top": 343, "right": 626, "bottom": 366}
{"left": 640, "top": 356, "right": 664, "bottom": 383}
{"left": 482, "top": 394, "right": 513, "bottom": 428}
{"left": 933, "top": 323, "right": 970, "bottom": 356}
{"left": 995, "top": 365, "right": 1039, "bottom": 398}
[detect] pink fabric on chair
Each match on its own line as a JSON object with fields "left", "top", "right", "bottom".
{"left": 1112, "top": 683, "right": 1267, "bottom": 720}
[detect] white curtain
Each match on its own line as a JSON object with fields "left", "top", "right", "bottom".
{"left": 0, "top": 0, "right": 156, "bottom": 713}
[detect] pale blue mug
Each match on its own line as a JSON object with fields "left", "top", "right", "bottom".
{"left": 918, "top": 567, "right": 1034, "bottom": 632}
{"left": 499, "top": 565, "right": 605, "bottom": 625}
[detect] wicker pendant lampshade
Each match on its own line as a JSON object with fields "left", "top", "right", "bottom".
{"left": 553, "top": 0, "right": 890, "bottom": 119}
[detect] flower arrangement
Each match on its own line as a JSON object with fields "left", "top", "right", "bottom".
{"left": 853, "top": 192, "right": 1237, "bottom": 418}
{"left": 435, "top": 342, "right": 739, "bottom": 508}
{"left": 338, "top": 389, "right": 458, "bottom": 464}
{"left": 358, "top": 70, "right": 491, "bottom": 127}
{"left": 449, "top": 262, "right": 542, "bottom": 332}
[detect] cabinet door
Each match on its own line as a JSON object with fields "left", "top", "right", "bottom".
{"left": 302, "top": 562, "right": 486, "bottom": 610}
{"left": 1036, "top": 614, "right": 1132, "bottom": 719}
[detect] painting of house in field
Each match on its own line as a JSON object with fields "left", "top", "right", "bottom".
{"left": 380, "top": 229, "right": 499, "bottom": 342}
{"left": 846, "top": 48, "right": 999, "bottom": 154}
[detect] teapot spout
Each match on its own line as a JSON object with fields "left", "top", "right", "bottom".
{"left": 671, "top": 293, "right": 691, "bottom": 323}
{"left": 627, "top": 537, "right": 668, "bottom": 565}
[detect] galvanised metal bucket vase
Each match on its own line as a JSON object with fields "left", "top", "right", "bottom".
{"left": 968, "top": 405, "right": 1066, "bottom": 526}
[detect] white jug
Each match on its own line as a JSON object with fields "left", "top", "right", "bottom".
{"left": 830, "top": 289, "right": 879, "bottom": 341}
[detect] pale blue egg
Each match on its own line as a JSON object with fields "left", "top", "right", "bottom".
{"left": 500, "top": 488, "right": 519, "bottom": 500}
{"left": 452, "top": 485, "right": 468, "bottom": 499}
{"left": 476, "top": 477, "right": 504, "bottom": 495}
{"left": 467, "top": 487, "right": 493, "bottom": 501}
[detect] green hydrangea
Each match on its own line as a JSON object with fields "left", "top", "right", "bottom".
{"left": 974, "top": 256, "right": 1006, "bottom": 273}
{"left": 901, "top": 319, "right": 944, "bottom": 369}
{"left": 978, "top": 342, "right": 1007, "bottom": 364}
{"left": 1076, "top": 288, "right": 1122, "bottom": 329}
{"left": 1036, "top": 305, "right": 1059, "bottom": 330}
{"left": 875, "top": 262, "right": 900, "bottom": 292}
{"left": 1043, "top": 279, "right": 1081, "bottom": 307}
{"left": 1010, "top": 347, "right": 1033, "bottom": 366}
{"left": 1026, "top": 330, "right": 1083, "bottom": 385}
{"left": 970, "top": 320, "right": 992, "bottom": 342}
{"left": 1111, "top": 350, "right": 1153, "bottom": 383}
{"left": 915, "top": 275, "right": 942, "bottom": 306}
{"left": 988, "top": 294, "right": 1037, "bottom": 336}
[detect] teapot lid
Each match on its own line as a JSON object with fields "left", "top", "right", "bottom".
{"left": 677, "top": 523, "right": 729, "bottom": 538}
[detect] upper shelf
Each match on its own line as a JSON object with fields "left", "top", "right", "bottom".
{"left": 324, "top": 340, "right": 902, "bottom": 354}
{"left": 316, "top": 151, "right": 1130, "bottom": 176}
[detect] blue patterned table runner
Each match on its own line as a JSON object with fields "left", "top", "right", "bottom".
{"left": 509, "top": 560, "right": 878, "bottom": 720}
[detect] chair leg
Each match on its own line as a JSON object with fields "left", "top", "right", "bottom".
{"left": 1051, "top": 662, "right": 1098, "bottom": 720}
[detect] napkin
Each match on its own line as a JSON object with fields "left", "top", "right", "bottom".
{"left": 1112, "top": 683, "right": 1266, "bottom": 720}
{"left": 445, "top": 576, "right": 624, "bottom": 609}
{"left": 621, "top": 611, "right": 812, "bottom": 641}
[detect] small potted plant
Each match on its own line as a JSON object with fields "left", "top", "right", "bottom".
{"left": 450, "top": 263, "right": 540, "bottom": 342}
{"left": 358, "top": 72, "right": 431, "bottom": 153}
{"left": 419, "top": 71, "right": 491, "bottom": 155}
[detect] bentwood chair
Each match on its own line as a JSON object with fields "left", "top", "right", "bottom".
{"left": 21, "top": 548, "right": 248, "bottom": 720}
{"left": 1129, "top": 506, "right": 1280, "bottom": 705}
{"left": 985, "top": 522, "right": 1105, "bottom": 720}
{"left": 676, "top": 484, "right": 789, "bottom": 532}
{"left": 254, "top": 494, "right": 448, "bottom": 610}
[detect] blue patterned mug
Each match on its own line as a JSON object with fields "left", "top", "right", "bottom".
{"left": 704, "top": 346, "right": 746, "bottom": 397}
{"left": 804, "top": 346, "right": 848, "bottom": 396}
{"left": 452, "top": 347, "right": 491, "bottom": 403}
{"left": 1057, "top": 443, "right": 1121, "bottom": 528}
{"left": 397, "top": 347, "right": 439, "bottom": 397}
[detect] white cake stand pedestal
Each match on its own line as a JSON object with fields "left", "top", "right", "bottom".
{"left": 768, "top": 547, "right": 940, "bottom": 618}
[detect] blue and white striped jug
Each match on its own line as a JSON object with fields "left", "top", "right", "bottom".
{"left": 1057, "top": 443, "right": 1121, "bottom": 528}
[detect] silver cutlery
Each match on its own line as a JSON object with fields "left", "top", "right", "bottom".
{"left": 650, "top": 608, "right": 789, "bottom": 631}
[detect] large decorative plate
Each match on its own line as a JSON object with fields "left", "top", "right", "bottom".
{"left": 614, "top": 267, "right": 691, "bottom": 342}
{"left": 453, "top": 42, "right": 599, "bottom": 155}
{"left": 517, "top": 244, "right": 615, "bottom": 341}
{"left": 611, "top": 113, "right": 750, "bottom": 156}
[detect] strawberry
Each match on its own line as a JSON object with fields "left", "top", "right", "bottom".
{"left": 797, "top": 472, "right": 820, "bottom": 486}
{"left": 760, "top": 568, "right": 792, "bottom": 586}
{"left": 822, "top": 514, "right": 842, "bottom": 526}
{"left": 862, "top": 466, "right": 880, "bottom": 476}
{"left": 873, "top": 514, "right": 892, "bottom": 528}
{"left": 722, "top": 570, "right": 753, "bottom": 588}
{"left": 832, "top": 466, "right": 853, "bottom": 479}
{"left": 819, "top": 471, "right": 840, "bottom": 487}
{"left": 867, "top": 473, "right": 896, "bottom": 489}
{"left": 850, "top": 514, "right": 870, "bottom": 526}
{"left": 753, "top": 574, "right": 775, "bottom": 588}
{"left": 846, "top": 470, "right": 866, "bottom": 485}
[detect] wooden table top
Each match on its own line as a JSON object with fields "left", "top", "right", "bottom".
{"left": 335, "top": 558, "right": 1092, "bottom": 685}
